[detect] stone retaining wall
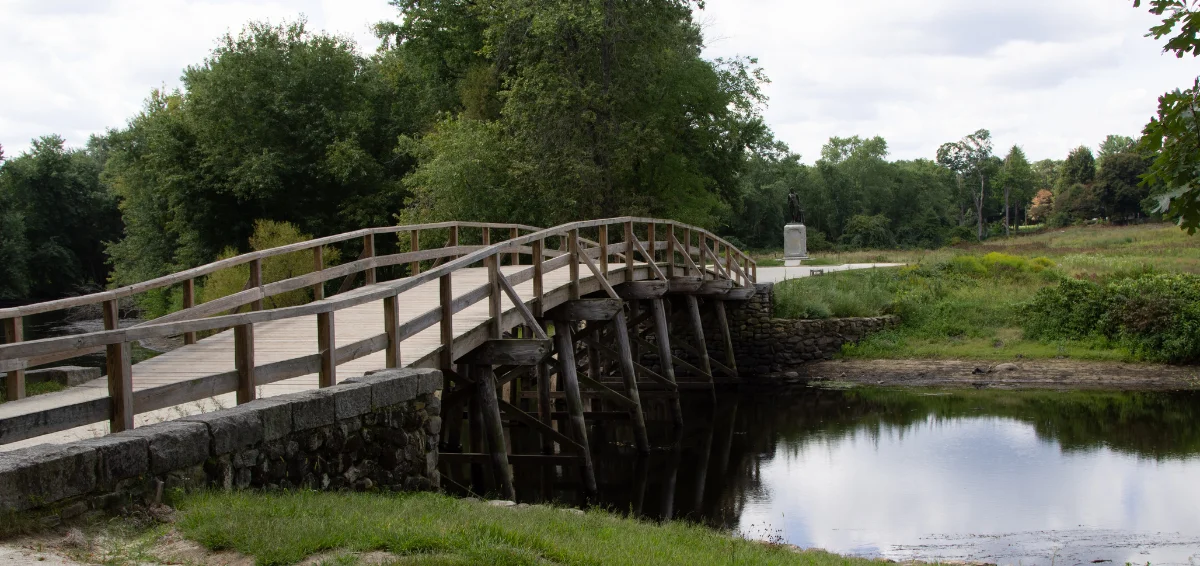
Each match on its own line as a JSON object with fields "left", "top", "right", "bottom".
{"left": 0, "top": 368, "right": 442, "bottom": 520}
{"left": 712, "top": 283, "right": 899, "bottom": 376}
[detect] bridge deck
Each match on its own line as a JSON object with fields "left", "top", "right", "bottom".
{"left": 1, "top": 264, "right": 576, "bottom": 451}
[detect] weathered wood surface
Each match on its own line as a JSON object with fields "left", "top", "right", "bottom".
{"left": 0, "top": 216, "right": 756, "bottom": 450}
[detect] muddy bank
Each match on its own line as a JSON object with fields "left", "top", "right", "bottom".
{"left": 785, "top": 358, "right": 1200, "bottom": 390}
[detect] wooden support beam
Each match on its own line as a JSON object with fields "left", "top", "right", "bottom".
{"left": 686, "top": 296, "right": 716, "bottom": 400}
{"left": 667, "top": 276, "right": 703, "bottom": 294}
{"left": 510, "top": 227, "right": 519, "bottom": 266}
{"left": 439, "top": 453, "right": 582, "bottom": 466}
{"left": 496, "top": 398, "right": 583, "bottom": 452}
{"left": 234, "top": 323, "right": 255, "bottom": 404}
{"left": 615, "top": 281, "right": 668, "bottom": 300}
{"left": 102, "top": 300, "right": 133, "bottom": 432}
{"left": 629, "top": 236, "right": 667, "bottom": 281}
{"left": 576, "top": 333, "right": 676, "bottom": 390}
{"left": 317, "top": 311, "right": 335, "bottom": 388}
{"left": 363, "top": 234, "right": 377, "bottom": 284}
{"left": 475, "top": 366, "right": 515, "bottom": 500}
{"left": 724, "top": 286, "right": 758, "bottom": 301}
{"left": 695, "top": 279, "right": 734, "bottom": 297}
{"left": 384, "top": 295, "right": 401, "bottom": 368}
{"left": 598, "top": 225, "right": 609, "bottom": 274}
{"left": 409, "top": 230, "right": 420, "bottom": 276}
{"left": 651, "top": 299, "right": 684, "bottom": 425}
{"left": 666, "top": 224, "right": 676, "bottom": 279}
{"left": 714, "top": 300, "right": 738, "bottom": 376}
{"left": 460, "top": 339, "right": 551, "bottom": 366}
{"left": 486, "top": 256, "right": 502, "bottom": 339}
{"left": 249, "top": 258, "right": 263, "bottom": 311}
{"left": 546, "top": 299, "right": 623, "bottom": 322}
{"left": 536, "top": 335, "right": 553, "bottom": 455}
{"left": 3, "top": 317, "right": 24, "bottom": 401}
{"left": 532, "top": 239, "right": 544, "bottom": 317}
{"left": 552, "top": 325, "right": 598, "bottom": 493}
{"left": 668, "top": 232, "right": 701, "bottom": 275}
{"left": 311, "top": 247, "right": 325, "bottom": 301}
{"left": 568, "top": 229, "right": 580, "bottom": 299}
{"left": 437, "top": 274, "right": 454, "bottom": 369}
{"left": 624, "top": 221, "right": 635, "bottom": 279}
{"left": 496, "top": 270, "right": 548, "bottom": 339}
{"left": 610, "top": 311, "right": 651, "bottom": 454}
{"left": 575, "top": 237, "right": 619, "bottom": 299}
{"left": 668, "top": 331, "right": 736, "bottom": 378}
{"left": 182, "top": 279, "right": 196, "bottom": 345}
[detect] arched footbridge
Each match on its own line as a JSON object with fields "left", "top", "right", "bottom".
{"left": 0, "top": 218, "right": 757, "bottom": 498}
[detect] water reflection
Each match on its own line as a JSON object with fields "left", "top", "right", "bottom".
{"left": 476, "top": 386, "right": 1200, "bottom": 565}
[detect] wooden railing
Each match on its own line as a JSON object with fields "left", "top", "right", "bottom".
{"left": 0, "top": 217, "right": 755, "bottom": 444}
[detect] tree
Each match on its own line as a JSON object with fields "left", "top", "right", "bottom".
{"left": 104, "top": 21, "right": 412, "bottom": 284}
{"left": 1029, "top": 189, "right": 1055, "bottom": 223}
{"left": 1098, "top": 134, "right": 1137, "bottom": 168}
{"left": 1060, "top": 146, "right": 1097, "bottom": 189}
{"left": 937, "top": 129, "right": 994, "bottom": 240}
{"left": 1133, "top": 0, "right": 1200, "bottom": 232}
{"left": 999, "top": 145, "right": 1034, "bottom": 235}
{"left": 1097, "top": 151, "right": 1153, "bottom": 221}
{"left": 0, "top": 135, "right": 122, "bottom": 298}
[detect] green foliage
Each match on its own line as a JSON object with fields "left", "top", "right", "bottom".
{"left": 104, "top": 20, "right": 409, "bottom": 286}
{"left": 1059, "top": 146, "right": 1097, "bottom": 188}
{"left": 397, "top": 0, "right": 772, "bottom": 229}
{"left": 1133, "top": 0, "right": 1200, "bottom": 232}
{"left": 1024, "top": 272, "right": 1200, "bottom": 363}
{"left": 201, "top": 220, "right": 341, "bottom": 309}
{"left": 0, "top": 135, "right": 122, "bottom": 298}
{"left": 840, "top": 214, "right": 894, "bottom": 248}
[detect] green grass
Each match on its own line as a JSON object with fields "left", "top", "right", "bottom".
{"left": 0, "top": 380, "right": 65, "bottom": 404}
{"left": 167, "top": 490, "right": 877, "bottom": 566}
{"left": 767, "top": 223, "right": 1200, "bottom": 362}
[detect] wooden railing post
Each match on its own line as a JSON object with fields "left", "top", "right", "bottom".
{"left": 532, "top": 239, "right": 544, "bottom": 316}
{"left": 682, "top": 227, "right": 692, "bottom": 276}
{"left": 568, "top": 229, "right": 580, "bottom": 299}
{"left": 384, "top": 295, "right": 401, "bottom": 368}
{"left": 182, "top": 279, "right": 196, "bottom": 345}
{"left": 647, "top": 223, "right": 656, "bottom": 266}
{"left": 699, "top": 234, "right": 708, "bottom": 280}
{"left": 439, "top": 274, "right": 453, "bottom": 369}
{"left": 102, "top": 300, "right": 133, "bottom": 432}
{"left": 624, "top": 221, "right": 635, "bottom": 280}
{"left": 448, "top": 225, "right": 459, "bottom": 259}
{"left": 3, "top": 317, "right": 24, "bottom": 401}
{"left": 235, "top": 323, "right": 255, "bottom": 404}
{"left": 249, "top": 258, "right": 263, "bottom": 311}
{"left": 318, "top": 311, "right": 335, "bottom": 388}
{"left": 510, "top": 227, "right": 519, "bottom": 266}
{"left": 363, "top": 233, "right": 377, "bottom": 285}
{"left": 598, "top": 225, "right": 609, "bottom": 274}
{"left": 487, "top": 255, "right": 502, "bottom": 339}
{"left": 666, "top": 224, "right": 676, "bottom": 278}
{"left": 312, "top": 247, "right": 325, "bottom": 301}
{"left": 410, "top": 230, "right": 420, "bottom": 276}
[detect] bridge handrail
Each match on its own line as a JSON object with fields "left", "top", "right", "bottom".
{"left": 0, "top": 221, "right": 542, "bottom": 320}
{"left": 0, "top": 217, "right": 754, "bottom": 375}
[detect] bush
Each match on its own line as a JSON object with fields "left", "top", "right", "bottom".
{"left": 201, "top": 220, "right": 342, "bottom": 309}
{"left": 1023, "top": 273, "right": 1200, "bottom": 363}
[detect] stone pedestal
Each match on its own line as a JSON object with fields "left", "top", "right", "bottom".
{"left": 783, "top": 223, "right": 808, "bottom": 265}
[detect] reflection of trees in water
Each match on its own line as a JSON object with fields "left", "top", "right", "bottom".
{"left": 503, "top": 387, "right": 1200, "bottom": 531}
{"left": 743, "top": 387, "right": 1200, "bottom": 463}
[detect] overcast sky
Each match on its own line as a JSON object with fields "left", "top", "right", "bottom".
{"left": 1, "top": 1, "right": 1194, "bottom": 164}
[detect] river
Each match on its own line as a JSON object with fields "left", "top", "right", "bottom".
{"left": 462, "top": 385, "right": 1200, "bottom": 565}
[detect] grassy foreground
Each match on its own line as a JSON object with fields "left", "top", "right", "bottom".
{"left": 81, "top": 490, "right": 876, "bottom": 566}
{"left": 773, "top": 223, "right": 1200, "bottom": 362}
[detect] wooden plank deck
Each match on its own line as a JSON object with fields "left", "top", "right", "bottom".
{"left": 0, "top": 263, "right": 589, "bottom": 451}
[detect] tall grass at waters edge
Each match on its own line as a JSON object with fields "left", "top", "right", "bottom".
{"left": 164, "top": 490, "right": 882, "bottom": 566}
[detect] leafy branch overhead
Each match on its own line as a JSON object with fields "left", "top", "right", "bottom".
{"left": 1134, "top": 0, "right": 1200, "bottom": 232}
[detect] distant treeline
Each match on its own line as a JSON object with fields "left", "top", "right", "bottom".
{"left": 0, "top": 0, "right": 1183, "bottom": 300}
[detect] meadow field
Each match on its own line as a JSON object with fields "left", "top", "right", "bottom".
{"left": 772, "top": 223, "right": 1200, "bottom": 363}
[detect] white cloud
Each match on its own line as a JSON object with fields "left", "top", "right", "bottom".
{"left": 0, "top": 1, "right": 1194, "bottom": 164}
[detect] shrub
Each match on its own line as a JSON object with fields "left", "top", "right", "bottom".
{"left": 1023, "top": 273, "right": 1200, "bottom": 363}
{"left": 201, "top": 220, "right": 342, "bottom": 309}
{"left": 945, "top": 255, "right": 986, "bottom": 277}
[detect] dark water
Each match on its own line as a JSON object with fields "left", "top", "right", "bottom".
{"left": 451, "top": 386, "right": 1200, "bottom": 565}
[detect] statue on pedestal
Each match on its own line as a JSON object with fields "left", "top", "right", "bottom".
{"left": 783, "top": 189, "right": 808, "bottom": 263}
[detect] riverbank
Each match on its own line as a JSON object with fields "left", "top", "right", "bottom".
{"left": 792, "top": 358, "right": 1200, "bottom": 390}
{"left": 0, "top": 491, "right": 889, "bottom": 566}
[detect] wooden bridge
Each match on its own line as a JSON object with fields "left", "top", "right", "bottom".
{"left": 0, "top": 218, "right": 756, "bottom": 498}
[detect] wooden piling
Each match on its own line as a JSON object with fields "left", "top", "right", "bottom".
{"left": 234, "top": 323, "right": 255, "bottom": 403}
{"left": 651, "top": 299, "right": 684, "bottom": 425}
{"left": 686, "top": 295, "right": 716, "bottom": 400}
{"left": 476, "top": 366, "right": 515, "bottom": 500}
{"left": 611, "top": 310, "right": 651, "bottom": 454}
{"left": 552, "top": 324, "right": 598, "bottom": 493}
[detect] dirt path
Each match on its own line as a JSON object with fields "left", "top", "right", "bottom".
{"left": 792, "top": 358, "right": 1200, "bottom": 390}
